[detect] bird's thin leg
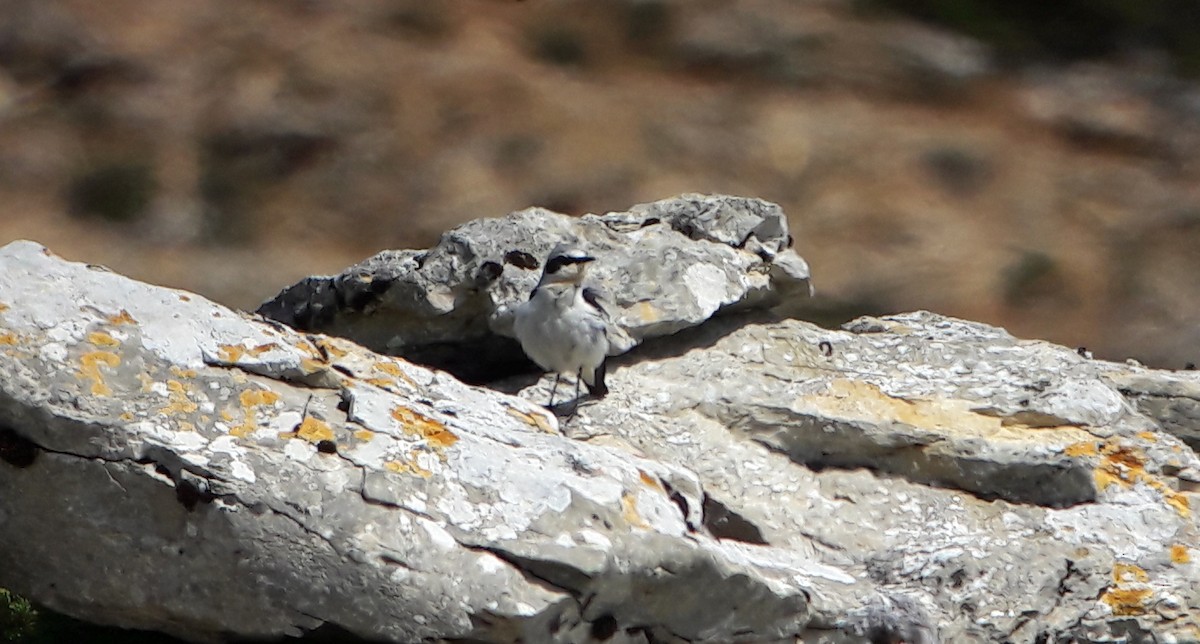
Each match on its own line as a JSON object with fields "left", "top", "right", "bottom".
{"left": 547, "top": 374, "right": 562, "bottom": 409}
{"left": 561, "top": 369, "right": 584, "bottom": 419}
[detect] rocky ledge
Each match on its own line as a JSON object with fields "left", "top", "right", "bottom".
{"left": 1, "top": 196, "right": 1199, "bottom": 643}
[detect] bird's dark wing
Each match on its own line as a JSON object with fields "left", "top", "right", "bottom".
{"left": 581, "top": 287, "right": 604, "bottom": 313}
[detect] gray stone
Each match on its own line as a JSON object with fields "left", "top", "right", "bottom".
{"left": 3, "top": 233, "right": 1200, "bottom": 643}
{"left": 256, "top": 194, "right": 812, "bottom": 383}
{"left": 0, "top": 240, "right": 838, "bottom": 643}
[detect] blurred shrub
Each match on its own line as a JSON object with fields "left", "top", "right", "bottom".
{"left": 1003, "top": 250, "right": 1063, "bottom": 306}
{"left": 527, "top": 26, "right": 589, "bottom": 67}
{"left": 65, "top": 162, "right": 155, "bottom": 223}
{"left": 861, "top": 0, "right": 1200, "bottom": 75}
{"left": 1, "top": 589, "right": 37, "bottom": 641}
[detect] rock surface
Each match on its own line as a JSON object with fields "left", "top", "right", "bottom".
{"left": 2, "top": 234, "right": 1200, "bottom": 643}
{"left": 257, "top": 194, "right": 812, "bottom": 383}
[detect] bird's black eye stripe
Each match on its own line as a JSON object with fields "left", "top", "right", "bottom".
{"left": 545, "top": 255, "right": 594, "bottom": 273}
{"left": 545, "top": 255, "right": 571, "bottom": 274}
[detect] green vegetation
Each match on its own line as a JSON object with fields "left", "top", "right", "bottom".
{"left": 862, "top": 0, "right": 1200, "bottom": 76}
{"left": 1, "top": 589, "right": 37, "bottom": 642}
{"left": 1, "top": 589, "right": 188, "bottom": 644}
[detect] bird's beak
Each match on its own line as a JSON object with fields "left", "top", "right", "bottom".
{"left": 575, "top": 256, "right": 595, "bottom": 264}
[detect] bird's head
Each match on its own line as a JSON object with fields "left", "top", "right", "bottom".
{"left": 537, "top": 243, "right": 595, "bottom": 287}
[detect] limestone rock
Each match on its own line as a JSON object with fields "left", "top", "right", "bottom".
{"left": 548, "top": 312, "right": 1200, "bottom": 643}
{"left": 3, "top": 235, "right": 1200, "bottom": 643}
{"left": 256, "top": 194, "right": 812, "bottom": 383}
{"left": 0, "top": 239, "right": 837, "bottom": 643}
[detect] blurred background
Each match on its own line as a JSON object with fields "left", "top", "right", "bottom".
{"left": 1, "top": 0, "right": 1198, "bottom": 368}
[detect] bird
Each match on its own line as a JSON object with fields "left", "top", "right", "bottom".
{"left": 513, "top": 243, "right": 611, "bottom": 412}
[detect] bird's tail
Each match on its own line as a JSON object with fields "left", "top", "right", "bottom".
{"left": 584, "top": 360, "right": 608, "bottom": 398}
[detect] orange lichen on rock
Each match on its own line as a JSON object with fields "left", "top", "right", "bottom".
{"left": 87, "top": 331, "right": 120, "bottom": 347}
{"left": 639, "top": 470, "right": 661, "bottom": 490}
{"left": 621, "top": 491, "right": 649, "bottom": 529}
{"left": 1064, "top": 441, "right": 1099, "bottom": 457}
{"left": 0, "top": 331, "right": 17, "bottom": 346}
{"left": 1100, "top": 587, "right": 1152, "bottom": 616}
{"left": 1112, "top": 563, "right": 1149, "bottom": 583}
{"left": 107, "top": 309, "right": 137, "bottom": 325}
{"left": 374, "top": 360, "right": 416, "bottom": 386}
{"left": 300, "top": 358, "right": 326, "bottom": 375}
{"left": 218, "top": 344, "right": 245, "bottom": 362}
{"left": 1171, "top": 544, "right": 1191, "bottom": 564}
{"left": 314, "top": 337, "right": 348, "bottom": 358}
{"left": 169, "top": 366, "right": 197, "bottom": 378}
{"left": 78, "top": 351, "right": 121, "bottom": 396}
{"left": 296, "top": 416, "right": 334, "bottom": 443}
{"left": 230, "top": 388, "right": 282, "bottom": 437}
{"left": 249, "top": 343, "right": 278, "bottom": 356}
{"left": 0, "top": 302, "right": 8, "bottom": 312}
{"left": 392, "top": 406, "right": 458, "bottom": 449}
{"left": 159, "top": 380, "right": 199, "bottom": 415}
{"left": 1136, "top": 431, "right": 1158, "bottom": 442}
{"left": 354, "top": 429, "right": 375, "bottom": 441}
{"left": 384, "top": 454, "right": 432, "bottom": 477}
{"left": 1092, "top": 439, "right": 1191, "bottom": 517}
{"left": 505, "top": 406, "right": 557, "bottom": 433}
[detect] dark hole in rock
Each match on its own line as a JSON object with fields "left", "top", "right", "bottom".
{"left": 590, "top": 614, "right": 619, "bottom": 641}
{"left": 175, "top": 479, "right": 215, "bottom": 512}
{"left": 702, "top": 494, "right": 768, "bottom": 545}
{"left": 660, "top": 481, "right": 695, "bottom": 531}
{"left": 504, "top": 250, "right": 539, "bottom": 270}
{"left": 474, "top": 261, "right": 504, "bottom": 285}
{"left": 316, "top": 440, "right": 338, "bottom": 455}
{"left": 0, "top": 426, "right": 38, "bottom": 468}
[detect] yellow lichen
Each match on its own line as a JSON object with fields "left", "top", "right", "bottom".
{"left": 621, "top": 491, "right": 649, "bottom": 529}
{"left": 0, "top": 302, "right": 8, "bottom": 312}
{"left": 218, "top": 343, "right": 276, "bottom": 362}
{"left": 392, "top": 406, "right": 458, "bottom": 449}
{"left": 1171, "top": 544, "right": 1191, "bottom": 564}
{"left": 1112, "top": 563, "right": 1149, "bottom": 583}
{"left": 806, "top": 379, "right": 1091, "bottom": 446}
{"left": 295, "top": 416, "right": 334, "bottom": 443}
{"left": 230, "top": 388, "right": 282, "bottom": 437}
{"left": 1100, "top": 587, "right": 1152, "bottom": 616}
{"left": 240, "top": 389, "right": 281, "bottom": 408}
{"left": 373, "top": 361, "right": 416, "bottom": 386}
{"left": 1136, "top": 431, "right": 1158, "bottom": 442}
{"left": 354, "top": 429, "right": 375, "bottom": 441}
{"left": 119, "top": 412, "right": 134, "bottom": 422}
{"left": 505, "top": 406, "right": 557, "bottom": 433}
{"left": 87, "top": 331, "right": 119, "bottom": 348}
{"left": 363, "top": 377, "right": 396, "bottom": 390}
{"left": 1065, "top": 441, "right": 1099, "bottom": 457}
{"left": 315, "top": 338, "right": 348, "bottom": 358}
{"left": 78, "top": 351, "right": 121, "bottom": 396}
{"left": 638, "top": 470, "right": 661, "bottom": 490}
{"left": 159, "top": 380, "right": 199, "bottom": 415}
{"left": 1092, "top": 439, "right": 1191, "bottom": 517}
{"left": 107, "top": 309, "right": 136, "bottom": 325}
{"left": 169, "top": 365, "right": 197, "bottom": 379}
{"left": 218, "top": 344, "right": 245, "bottom": 362}
{"left": 300, "top": 358, "right": 326, "bottom": 375}
{"left": 0, "top": 332, "right": 17, "bottom": 346}
{"left": 384, "top": 454, "right": 432, "bottom": 478}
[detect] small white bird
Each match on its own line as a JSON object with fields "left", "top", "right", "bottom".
{"left": 513, "top": 244, "right": 611, "bottom": 411}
